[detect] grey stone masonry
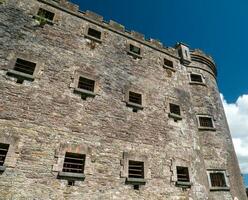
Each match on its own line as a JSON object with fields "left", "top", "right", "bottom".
{"left": 0, "top": 0, "right": 247, "bottom": 199}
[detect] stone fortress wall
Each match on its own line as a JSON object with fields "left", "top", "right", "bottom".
{"left": 0, "top": 0, "right": 247, "bottom": 199}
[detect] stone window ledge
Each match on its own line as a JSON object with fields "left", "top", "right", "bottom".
{"left": 74, "top": 88, "right": 96, "bottom": 98}
{"left": 210, "top": 187, "right": 230, "bottom": 191}
{"left": 7, "top": 69, "right": 35, "bottom": 81}
{"left": 84, "top": 34, "right": 102, "bottom": 43}
{"left": 126, "top": 178, "right": 146, "bottom": 185}
{"left": 163, "top": 65, "right": 176, "bottom": 72}
{"left": 0, "top": 166, "right": 6, "bottom": 173}
{"left": 127, "top": 51, "right": 142, "bottom": 59}
{"left": 176, "top": 181, "right": 192, "bottom": 188}
{"left": 189, "top": 81, "right": 207, "bottom": 86}
{"left": 168, "top": 113, "right": 182, "bottom": 121}
{"left": 58, "top": 172, "right": 85, "bottom": 181}
{"left": 126, "top": 101, "right": 144, "bottom": 111}
{"left": 198, "top": 127, "right": 216, "bottom": 131}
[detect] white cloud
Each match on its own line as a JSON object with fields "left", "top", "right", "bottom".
{"left": 221, "top": 94, "right": 248, "bottom": 174}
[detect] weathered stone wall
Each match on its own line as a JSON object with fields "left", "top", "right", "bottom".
{"left": 0, "top": 0, "right": 246, "bottom": 199}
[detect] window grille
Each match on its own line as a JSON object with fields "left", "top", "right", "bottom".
{"left": 129, "top": 44, "right": 141, "bottom": 55}
{"left": 87, "top": 28, "right": 102, "bottom": 40}
{"left": 14, "top": 58, "right": 36, "bottom": 75}
{"left": 210, "top": 172, "right": 227, "bottom": 187}
{"left": 164, "top": 58, "right": 173, "bottom": 68}
{"left": 129, "top": 92, "right": 142, "bottom": 105}
{"left": 177, "top": 166, "right": 190, "bottom": 182}
{"left": 170, "top": 104, "right": 181, "bottom": 116}
{"left": 62, "top": 152, "right": 86, "bottom": 174}
{"left": 37, "top": 8, "right": 55, "bottom": 21}
{"left": 0, "top": 143, "right": 9, "bottom": 166}
{"left": 190, "top": 74, "right": 203, "bottom": 83}
{"left": 128, "top": 160, "right": 144, "bottom": 179}
{"left": 199, "top": 117, "right": 214, "bottom": 128}
{"left": 78, "top": 77, "right": 95, "bottom": 92}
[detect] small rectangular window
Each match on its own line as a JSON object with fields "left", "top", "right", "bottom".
{"left": 164, "top": 58, "right": 173, "bottom": 68}
{"left": 129, "top": 44, "right": 141, "bottom": 55}
{"left": 0, "top": 143, "right": 9, "bottom": 166}
{"left": 190, "top": 74, "right": 203, "bottom": 83}
{"left": 129, "top": 92, "right": 142, "bottom": 105}
{"left": 37, "top": 8, "right": 55, "bottom": 21}
{"left": 177, "top": 166, "right": 190, "bottom": 182}
{"left": 210, "top": 172, "right": 227, "bottom": 187}
{"left": 78, "top": 77, "right": 95, "bottom": 92}
{"left": 128, "top": 160, "right": 144, "bottom": 179}
{"left": 170, "top": 103, "right": 181, "bottom": 116}
{"left": 62, "top": 152, "right": 86, "bottom": 174}
{"left": 199, "top": 116, "right": 214, "bottom": 128}
{"left": 87, "top": 28, "right": 102, "bottom": 40}
{"left": 14, "top": 58, "right": 36, "bottom": 75}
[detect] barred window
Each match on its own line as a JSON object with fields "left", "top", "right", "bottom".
{"left": 170, "top": 103, "right": 181, "bottom": 116}
{"left": 37, "top": 8, "right": 55, "bottom": 21}
{"left": 177, "top": 166, "right": 190, "bottom": 182}
{"left": 164, "top": 58, "right": 173, "bottom": 68}
{"left": 190, "top": 74, "right": 203, "bottom": 83}
{"left": 78, "top": 77, "right": 95, "bottom": 92}
{"left": 62, "top": 152, "right": 86, "bottom": 174}
{"left": 129, "top": 44, "right": 141, "bottom": 55}
{"left": 128, "top": 160, "right": 144, "bottom": 179}
{"left": 87, "top": 28, "right": 101, "bottom": 40}
{"left": 210, "top": 172, "right": 227, "bottom": 187}
{"left": 199, "top": 116, "right": 214, "bottom": 128}
{"left": 129, "top": 92, "right": 142, "bottom": 105}
{"left": 14, "top": 58, "right": 36, "bottom": 75}
{"left": 0, "top": 143, "right": 9, "bottom": 166}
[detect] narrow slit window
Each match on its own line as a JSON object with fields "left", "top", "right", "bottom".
{"left": 170, "top": 103, "right": 181, "bottom": 116}
{"left": 164, "top": 58, "right": 173, "bottom": 68}
{"left": 129, "top": 92, "right": 142, "bottom": 105}
{"left": 62, "top": 152, "right": 86, "bottom": 174}
{"left": 199, "top": 117, "right": 214, "bottom": 128}
{"left": 190, "top": 74, "right": 203, "bottom": 83}
{"left": 87, "top": 28, "right": 102, "bottom": 40}
{"left": 210, "top": 172, "right": 227, "bottom": 187}
{"left": 78, "top": 77, "right": 95, "bottom": 92}
{"left": 0, "top": 143, "right": 9, "bottom": 166}
{"left": 37, "top": 8, "right": 55, "bottom": 21}
{"left": 177, "top": 166, "right": 190, "bottom": 182}
{"left": 129, "top": 44, "right": 141, "bottom": 55}
{"left": 128, "top": 160, "right": 144, "bottom": 179}
{"left": 14, "top": 58, "right": 36, "bottom": 75}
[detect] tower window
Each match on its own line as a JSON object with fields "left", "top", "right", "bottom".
{"left": 169, "top": 103, "right": 181, "bottom": 116}
{"left": 129, "top": 92, "right": 142, "bottom": 105}
{"left": 199, "top": 116, "right": 214, "bottom": 128}
{"left": 62, "top": 152, "right": 86, "bottom": 174}
{"left": 13, "top": 58, "right": 36, "bottom": 75}
{"left": 190, "top": 73, "right": 203, "bottom": 83}
{"left": 210, "top": 172, "right": 227, "bottom": 187}
{"left": 176, "top": 166, "right": 190, "bottom": 183}
{"left": 128, "top": 160, "right": 144, "bottom": 179}
{"left": 129, "top": 44, "right": 141, "bottom": 55}
{"left": 164, "top": 58, "right": 174, "bottom": 68}
{"left": 37, "top": 8, "right": 55, "bottom": 21}
{"left": 87, "top": 28, "right": 102, "bottom": 40}
{"left": 78, "top": 77, "right": 95, "bottom": 92}
{"left": 0, "top": 143, "right": 9, "bottom": 166}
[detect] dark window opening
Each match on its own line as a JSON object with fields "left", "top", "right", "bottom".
{"left": 210, "top": 172, "right": 227, "bottom": 187}
{"left": 128, "top": 160, "right": 144, "bottom": 179}
{"left": 0, "top": 143, "right": 9, "bottom": 166}
{"left": 170, "top": 104, "right": 181, "bottom": 116}
{"left": 14, "top": 58, "right": 36, "bottom": 75}
{"left": 164, "top": 58, "right": 173, "bottom": 68}
{"left": 177, "top": 166, "right": 190, "bottom": 182}
{"left": 133, "top": 185, "right": 140, "bottom": 190}
{"left": 129, "top": 44, "right": 141, "bottom": 55}
{"left": 129, "top": 92, "right": 142, "bottom": 105}
{"left": 190, "top": 74, "right": 203, "bottom": 83}
{"left": 87, "top": 28, "right": 101, "bottom": 40}
{"left": 78, "top": 77, "right": 95, "bottom": 92}
{"left": 68, "top": 180, "right": 75, "bottom": 186}
{"left": 199, "top": 117, "right": 214, "bottom": 128}
{"left": 62, "top": 152, "right": 85, "bottom": 174}
{"left": 37, "top": 8, "right": 55, "bottom": 21}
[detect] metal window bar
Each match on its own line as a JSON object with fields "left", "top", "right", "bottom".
{"left": 190, "top": 74, "right": 203, "bottom": 82}
{"left": 177, "top": 166, "right": 190, "bottom": 182}
{"left": 78, "top": 77, "right": 95, "bottom": 92}
{"left": 14, "top": 58, "right": 36, "bottom": 75}
{"left": 128, "top": 160, "right": 144, "bottom": 178}
{"left": 130, "top": 44, "right": 141, "bottom": 55}
{"left": 199, "top": 117, "right": 213, "bottom": 128}
{"left": 129, "top": 92, "right": 142, "bottom": 105}
{"left": 170, "top": 104, "right": 181, "bottom": 115}
{"left": 164, "top": 58, "right": 173, "bottom": 68}
{"left": 210, "top": 173, "right": 226, "bottom": 187}
{"left": 62, "top": 152, "right": 85, "bottom": 174}
{"left": 0, "top": 143, "right": 9, "bottom": 166}
{"left": 88, "top": 28, "right": 101, "bottom": 39}
{"left": 37, "top": 8, "right": 55, "bottom": 21}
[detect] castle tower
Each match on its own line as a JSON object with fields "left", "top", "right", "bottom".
{"left": 0, "top": 0, "right": 246, "bottom": 199}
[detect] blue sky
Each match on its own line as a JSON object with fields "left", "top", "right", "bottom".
{"left": 70, "top": 0, "right": 248, "bottom": 187}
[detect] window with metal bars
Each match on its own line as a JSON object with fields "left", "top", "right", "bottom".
{"left": 170, "top": 103, "right": 181, "bottom": 116}
{"left": 210, "top": 172, "right": 227, "bottom": 187}
{"left": 78, "top": 77, "right": 95, "bottom": 92}
{"left": 37, "top": 8, "right": 55, "bottom": 21}
{"left": 0, "top": 143, "right": 9, "bottom": 166}
{"left": 128, "top": 160, "right": 144, "bottom": 179}
{"left": 129, "top": 44, "right": 141, "bottom": 55}
{"left": 129, "top": 92, "right": 142, "bottom": 105}
{"left": 164, "top": 58, "right": 173, "bottom": 68}
{"left": 199, "top": 117, "right": 214, "bottom": 128}
{"left": 177, "top": 166, "right": 190, "bottom": 182}
{"left": 190, "top": 74, "right": 203, "bottom": 83}
{"left": 87, "top": 28, "right": 102, "bottom": 40}
{"left": 14, "top": 58, "right": 36, "bottom": 75}
{"left": 62, "top": 152, "right": 85, "bottom": 174}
